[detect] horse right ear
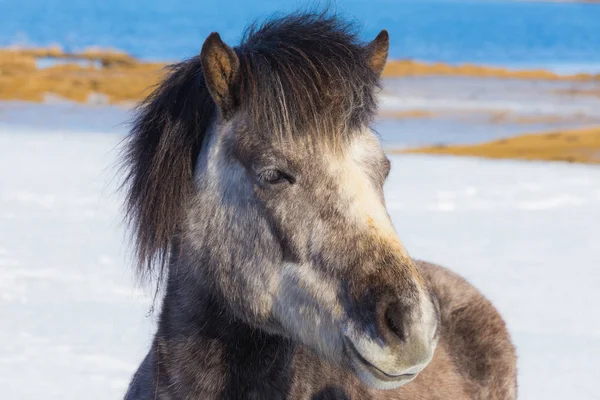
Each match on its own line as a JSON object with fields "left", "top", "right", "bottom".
{"left": 200, "top": 32, "right": 240, "bottom": 116}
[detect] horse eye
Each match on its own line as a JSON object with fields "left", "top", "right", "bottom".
{"left": 258, "top": 169, "right": 290, "bottom": 185}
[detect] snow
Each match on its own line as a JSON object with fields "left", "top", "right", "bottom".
{"left": 1, "top": 129, "right": 599, "bottom": 399}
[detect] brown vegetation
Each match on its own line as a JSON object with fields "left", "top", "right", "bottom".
{"left": 378, "top": 109, "right": 436, "bottom": 119}
{"left": 0, "top": 47, "right": 165, "bottom": 103}
{"left": 382, "top": 60, "right": 600, "bottom": 81}
{"left": 556, "top": 88, "right": 600, "bottom": 98}
{"left": 487, "top": 111, "right": 600, "bottom": 125}
{"left": 1, "top": 47, "right": 600, "bottom": 104}
{"left": 396, "top": 126, "right": 600, "bottom": 164}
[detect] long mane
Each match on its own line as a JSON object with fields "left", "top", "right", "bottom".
{"left": 121, "top": 12, "right": 382, "bottom": 282}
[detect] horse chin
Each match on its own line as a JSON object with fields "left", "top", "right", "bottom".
{"left": 351, "top": 361, "right": 418, "bottom": 390}
{"left": 342, "top": 334, "right": 434, "bottom": 390}
{"left": 344, "top": 339, "right": 418, "bottom": 390}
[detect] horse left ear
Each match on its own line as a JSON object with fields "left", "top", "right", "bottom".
{"left": 201, "top": 32, "right": 240, "bottom": 116}
{"left": 366, "top": 30, "right": 389, "bottom": 75}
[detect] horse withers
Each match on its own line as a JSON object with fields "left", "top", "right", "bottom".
{"left": 121, "top": 13, "right": 517, "bottom": 399}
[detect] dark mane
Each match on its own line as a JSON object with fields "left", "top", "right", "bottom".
{"left": 121, "top": 12, "right": 382, "bottom": 281}
{"left": 121, "top": 60, "right": 215, "bottom": 282}
{"left": 238, "top": 12, "right": 381, "bottom": 137}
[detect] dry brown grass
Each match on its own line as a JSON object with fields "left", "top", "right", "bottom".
{"left": 556, "top": 88, "right": 600, "bottom": 98}
{"left": 383, "top": 60, "right": 600, "bottom": 81}
{"left": 0, "top": 47, "right": 165, "bottom": 103}
{"left": 3, "top": 45, "right": 136, "bottom": 66}
{"left": 378, "top": 109, "right": 436, "bottom": 119}
{"left": 2, "top": 47, "right": 600, "bottom": 104}
{"left": 396, "top": 126, "right": 600, "bottom": 164}
{"left": 485, "top": 111, "right": 600, "bottom": 125}
{"left": 379, "top": 109, "right": 599, "bottom": 126}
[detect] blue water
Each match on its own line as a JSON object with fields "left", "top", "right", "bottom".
{"left": 1, "top": 0, "right": 600, "bottom": 71}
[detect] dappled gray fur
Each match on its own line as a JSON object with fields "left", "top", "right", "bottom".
{"left": 121, "top": 12, "right": 381, "bottom": 283}
{"left": 121, "top": 12, "right": 517, "bottom": 400}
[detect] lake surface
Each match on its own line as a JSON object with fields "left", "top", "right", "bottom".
{"left": 1, "top": 0, "right": 600, "bottom": 72}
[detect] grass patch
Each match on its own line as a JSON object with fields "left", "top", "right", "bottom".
{"left": 383, "top": 60, "right": 600, "bottom": 81}
{"left": 1, "top": 47, "right": 599, "bottom": 105}
{"left": 395, "top": 127, "right": 600, "bottom": 164}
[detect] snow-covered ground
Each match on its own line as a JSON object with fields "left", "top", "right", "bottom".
{"left": 1, "top": 128, "right": 599, "bottom": 399}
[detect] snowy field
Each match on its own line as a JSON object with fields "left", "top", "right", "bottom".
{"left": 1, "top": 128, "right": 599, "bottom": 399}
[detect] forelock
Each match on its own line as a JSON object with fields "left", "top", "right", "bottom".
{"left": 235, "top": 12, "right": 382, "bottom": 144}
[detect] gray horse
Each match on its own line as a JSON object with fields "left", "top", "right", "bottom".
{"left": 122, "top": 13, "right": 517, "bottom": 399}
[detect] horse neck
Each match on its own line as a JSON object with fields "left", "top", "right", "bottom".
{"left": 156, "top": 257, "right": 296, "bottom": 399}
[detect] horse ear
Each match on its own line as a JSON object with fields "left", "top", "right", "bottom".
{"left": 200, "top": 32, "right": 240, "bottom": 115}
{"left": 366, "top": 30, "right": 389, "bottom": 75}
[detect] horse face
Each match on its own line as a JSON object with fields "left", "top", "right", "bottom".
{"left": 185, "top": 29, "right": 439, "bottom": 389}
{"left": 187, "top": 117, "right": 439, "bottom": 388}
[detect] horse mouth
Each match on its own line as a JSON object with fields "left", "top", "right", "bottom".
{"left": 344, "top": 338, "right": 418, "bottom": 386}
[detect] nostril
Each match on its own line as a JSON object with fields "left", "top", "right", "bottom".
{"left": 384, "top": 302, "right": 406, "bottom": 341}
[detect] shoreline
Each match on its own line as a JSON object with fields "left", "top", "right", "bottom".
{"left": 383, "top": 60, "right": 600, "bottom": 81}
{"left": 3, "top": 47, "right": 600, "bottom": 166}
{"left": 395, "top": 126, "right": 600, "bottom": 164}
{"left": 1, "top": 47, "right": 599, "bottom": 104}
